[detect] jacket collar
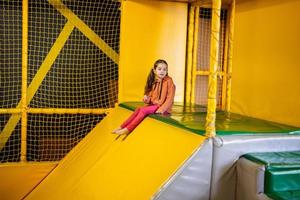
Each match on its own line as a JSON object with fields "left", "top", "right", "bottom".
{"left": 154, "top": 76, "right": 169, "bottom": 83}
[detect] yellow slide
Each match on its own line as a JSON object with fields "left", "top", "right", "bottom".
{"left": 25, "top": 106, "right": 206, "bottom": 200}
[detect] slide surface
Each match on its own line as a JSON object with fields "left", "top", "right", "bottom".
{"left": 25, "top": 106, "right": 206, "bottom": 200}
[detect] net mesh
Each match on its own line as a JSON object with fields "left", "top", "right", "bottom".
{"left": 27, "top": 114, "right": 105, "bottom": 161}
{"left": 0, "top": 114, "right": 21, "bottom": 162}
{"left": 0, "top": 1, "right": 22, "bottom": 109}
{"left": 195, "top": 7, "right": 227, "bottom": 108}
{"left": 0, "top": 0, "right": 120, "bottom": 162}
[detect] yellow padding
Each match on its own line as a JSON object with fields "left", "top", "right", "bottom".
{"left": 0, "top": 162, "right": 57, "bottom": 200}
{"left": 26, "top": 106, "right": 206, "bottom": 200}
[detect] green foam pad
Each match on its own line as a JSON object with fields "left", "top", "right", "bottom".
{"left": 244, "top": 151, "right": 300, "bottom": 193}
{"left": 120, "top": 102, "right": 300, "bottom": 136}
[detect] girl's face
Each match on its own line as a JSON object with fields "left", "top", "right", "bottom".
{"left": 154, "top": 63, "right": 168, "bottom": 79}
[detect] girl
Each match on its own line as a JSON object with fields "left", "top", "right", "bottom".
{"left": 113, "top": 59, "right": 176, "bottom": 135}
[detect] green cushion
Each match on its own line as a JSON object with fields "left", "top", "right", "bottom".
{"left": 266, "top": 190, "right": 300, "bottom": 200}
{"left": 120, "top": 102, "right": 300, "bottom": 136}
{"left": 243, "top": 152, "right": 300, "bottom": 194}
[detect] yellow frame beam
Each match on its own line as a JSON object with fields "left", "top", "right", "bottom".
{"left": 185, "top": 5, "right": 195, "bottom": 104}
{"left": 225, "top": 0, "right": 235, "bottom": 112}
{"left": 221, "top": 10, "right": 230, "bottom": 110}
{"left": 21, "top": 0, "right": 28, "bottom": 161}
{"left": 0, "top": 109, "right": 22, "bottom": 114}
{"left": 28, "top": 108, "right": 111, "bottom": 115}
{"left": 190, "top": 6, "right": 200, "bottom": 105}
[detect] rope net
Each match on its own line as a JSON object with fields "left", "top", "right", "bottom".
{"left": 194, "top": 7, "right": 227, "bottom": 108}
{"left": 0, "top": 0, "right": 120, "bottom": 162}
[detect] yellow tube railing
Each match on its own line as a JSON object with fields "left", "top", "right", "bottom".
{"left": 191, "top": 6, "right": 200, "bottom": 105}
{"left": 0, "top": 108, "right": 110, "bottom": 115}
{"left": 185, "top": 6, "right": 195, "bottom": 104}
{"left": 205, "top": 0, "right": 221, "bottom": 138}
{"left": 222, "top": 9, "right": 229, "bottom": 110}
{"left": 21, "top": 0, "right": 28, "bottom": 162}
{"left": 28, "top": 108, "right": 111, "bottom": 115}
{"left": 225, "top": 0, "right": 235, "bottom": 112}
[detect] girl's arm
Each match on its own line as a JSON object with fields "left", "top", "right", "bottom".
{"left": 156, "top": 79, "right": 175, "bottom": 113}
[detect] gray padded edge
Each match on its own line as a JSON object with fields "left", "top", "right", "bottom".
{"left": 152, "top": 138, "right": 213, "bottom": 200}
{"left": 210, "top": 134, "right": 300, "bottom": 200}
{"left": 236, "top": 157, "right": 266, "bottom": 200}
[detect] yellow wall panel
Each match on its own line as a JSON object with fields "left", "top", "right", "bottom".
{"left": 231, "top": 0, "right": 300, "bottom": 126}
{"left": 119, "top": 0, "right": 187, "bottom": 103}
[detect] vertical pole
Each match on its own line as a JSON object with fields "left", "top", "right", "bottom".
{"left": 225, "top": 0, "right": 235, "bottom": 112}
{"left": 190, "top": 6, "right": 199, "bottom": 105}
{"left": 21, "top": 0, "right": 28, "bottom": 162}
{"left": 185, "top": 6, "right": 195, "bottom": 105}
{"left": 221, "top": 10, "right": 229, "bottom": 110}
{"left": 205, "top": 0, "right": 221, "bottom": 137}
{"left": 118, "top": 0, "right": 125, "bottom": 104}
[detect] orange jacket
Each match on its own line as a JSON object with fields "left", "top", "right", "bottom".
{"left": 144, "top": 76, "right": 176, "bottom": 113}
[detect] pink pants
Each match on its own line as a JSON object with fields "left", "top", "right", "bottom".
{"left": 121, "top": 105, "right": 159, "bottom": 132}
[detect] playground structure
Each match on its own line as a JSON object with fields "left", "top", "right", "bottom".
{"left": 1, "top": 0, "right": 300, "bottom": 199}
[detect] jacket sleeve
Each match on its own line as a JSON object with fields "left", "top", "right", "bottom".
{"left": 156, "top": 79, "right": 176, "bottom": 113}
{"left": 143, "top": 89, "right": 153, "bottom": 104}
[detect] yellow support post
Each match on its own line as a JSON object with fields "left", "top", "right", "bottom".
{"left": 0, "top": 109, "right": 22, "bottom": 114}
{"left": 185, "top": 6, "right": 195, "bottom": 104}
{"left": 118, "top": 0, "right": 126, "bottom": 103}
{"left": 205, "top": 0, "right": 221, "bottom": 137}
{"left": 225, "top": 0, "right": 235, "bottom": 112}
{"left": 221, "top": 10, "right": 230, "bottom": 110}
{"left": 21, "top": 0, "right": 28, "bottom": 162}
{"left": 191, "top": 6, "right": 200, "bottom": 105}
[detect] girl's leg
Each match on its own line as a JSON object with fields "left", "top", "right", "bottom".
{"left": 125, "top": 105, "right": 159, "bottom": 132}
{"left": 120, "top": 108, "right": 141, "bottom": 129}
{"left": 113, "top": 108, "right": 141, "bottom": 133}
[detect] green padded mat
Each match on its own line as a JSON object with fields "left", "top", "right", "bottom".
{"left": 267, "top": 190, "right": 300, "bottom": 200}
{"left": 120, "top": 102, "right": 300, "bottom": 136}
{"left": 243, "top": 151, "right": 300, "bottom": 200}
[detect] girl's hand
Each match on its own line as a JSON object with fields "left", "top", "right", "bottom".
{"left": 143, "top": 95, "right": 150, "bottom": 103}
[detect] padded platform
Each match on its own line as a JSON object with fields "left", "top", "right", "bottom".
{"left": 267, "top": 190, "right": 300, "bottom": 200}
{"left": 120, "top": 102, "right": 300, "bottom": 135}
{"left": 244, "top": 151, "right": 300, "bottom": 200}
{"left": 210, "top": 135, "right": 300, "bottom": 200}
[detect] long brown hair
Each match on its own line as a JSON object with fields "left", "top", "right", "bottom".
{"left": 144, "top": 59, "right": 168, "bottom": 95}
